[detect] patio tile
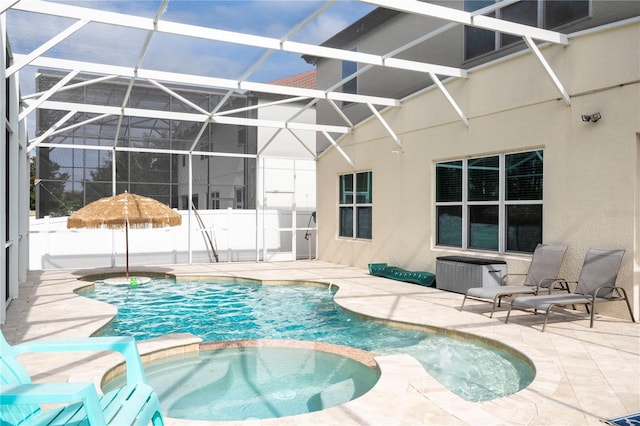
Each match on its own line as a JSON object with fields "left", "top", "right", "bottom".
{"left": 2, "top": 261, "right": 638, "bottom": 425}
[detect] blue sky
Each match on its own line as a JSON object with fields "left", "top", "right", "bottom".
{"left": 8, "top": 1, "right": 375, "bottom": 86}
{"left": 7, "top": 0, "right": 375, "bottom": 139}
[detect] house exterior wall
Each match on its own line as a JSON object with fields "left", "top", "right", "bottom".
{"left": 313, "top": 1, "right": 640, "bottom": 153}
{"left": 314, "top": 8, "right": 464, "bottom": 150}
{"left": 316, "top": 21, "right": 640, "bottom": 319}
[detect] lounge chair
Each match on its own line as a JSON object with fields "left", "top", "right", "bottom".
{"left": 460, "top": 244, "right": 568, "bottom": 317}
{"left": 505, "top": 248, "right": 635, "bottom": 331}
{"left": 0, "top": 331, "right": 164, "bottom": 425}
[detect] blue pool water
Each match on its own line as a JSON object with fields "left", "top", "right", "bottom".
{"left": 104, "top": 345, "right": 380, "bottom": 421}
{"left": 80, "top": 278, "right": 534, "bottom": 403}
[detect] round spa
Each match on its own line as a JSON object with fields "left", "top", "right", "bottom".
{"left": 102, "top": 341, "right": 380, "bottom": 421}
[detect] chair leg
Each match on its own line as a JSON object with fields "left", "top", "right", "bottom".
{"left": 589, "top": 289, "right": 636, "bottom": 328}
{"left": 542, "top": 306, "right": 554, "bottom": 332}
{"left": 505, "top": 304, "right": 513, "bottom": 323}
{"left": 617, "top": 288, "right": 636, "bottom": 323}
{"left": 460, "top": 294, "right": 467, "bottom": 312}
{"left": 490, "top": 296, "right": 500, "bottom": 318}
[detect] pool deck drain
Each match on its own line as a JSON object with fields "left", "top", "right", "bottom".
{"left": 2, "top": 260, "right": 638, "bottom": 426}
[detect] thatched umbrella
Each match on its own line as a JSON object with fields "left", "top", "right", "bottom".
{"left": 67, "top": 192, "right": 182, "bottom": 278}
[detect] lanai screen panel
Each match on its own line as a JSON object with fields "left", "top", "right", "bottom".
{"left": 34, "top": 71, "right": 258, "bottom": 217}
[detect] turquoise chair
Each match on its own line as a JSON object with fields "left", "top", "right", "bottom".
{"left": 0, "top": 331, "right": 164, "bottom": 425}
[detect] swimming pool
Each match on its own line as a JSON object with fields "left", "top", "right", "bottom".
{"left": 103, "top": 341, "right": 380, "bottom": 421}
{"left": 79, "top": 277, "right": 534, "bottom": 403}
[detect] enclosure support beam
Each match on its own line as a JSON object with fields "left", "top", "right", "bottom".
{"left": 13, "top": 0, "right": 466, "bottom": 78}
{"left": 428, "top": 72, "right": 469, "bottom": 126}
{"left": 24, "top": 74, "right": 118, "bottom": 100}
{"left": 19, "top": 70, "right": 80, "bottom": 121}
{"left": 33, "top": 98, "right": 352, "bottom": 134}
{"left": 321, "top": 131, "right": 354, "bottom": 168}
{"left": 328, "top": 99, "right": 354, "bottom": 129}
{"left": 6, "top": 19, "right": 88, "bottom": 77}
{"left": 37, "top": 113, "right": 112, "bottom": 142}
{"left": 27, "top": 110, "right": 76, "bottom": 152}
{"left": 17, "top": 53, "right": 401, "bottom": 106}
{"left": 367, "top": 103, "right": 402, "bottom": 149}
{"left": 523, "top": 36, "right": 571, "bottom": 106}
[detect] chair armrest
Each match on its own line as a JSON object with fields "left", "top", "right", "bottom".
{"left": 536, "top": 278, "right": 567, "bottom": 291}
{"left": 12, "top": 337, "right": 146, "bottom": 385}
{"left": 592, "top": 285, "right": 625, "bottom": 299}
{"left": 0, "top": 383, "right": 106, "bottom": 424}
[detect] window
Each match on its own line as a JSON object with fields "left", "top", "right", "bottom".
{"left": 500, "top": 0, "right": 538, "bottom": 47}
{"left": 464, "top": 0, "right": 496, "bottom": 60}
{"left": 211, "top": 191, "right": 220, "bottom": 209}
{"left": 339, "top": 171, "right": 372, "bottom": 239}
{"left": 544, "top": 0, "right": 590, "bottom": 29}
{"left": 464, "top": 0, "right": 590, "bottom": 60}
{"left": 342, "top": 48, "right": 358, "bottom": 105}
{"left": 234, "top": 186, "right": 245, "bottom": 209}
{"left": 436, "top": 150, "right": 543, "bottom": 253}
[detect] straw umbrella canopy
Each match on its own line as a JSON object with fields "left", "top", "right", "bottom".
{"left": 67, "top": 192, "right": 182, "bottom": 278}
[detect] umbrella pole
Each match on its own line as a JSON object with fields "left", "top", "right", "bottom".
{"left": 126, "top": 220, "right": 129, "bottom": 279}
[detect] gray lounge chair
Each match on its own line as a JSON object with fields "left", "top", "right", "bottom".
{"left": 505, "top": 248, "right": 635, "bottom": 331}
{"left": 460, "top": 244, "right": 568, "bottom": 317}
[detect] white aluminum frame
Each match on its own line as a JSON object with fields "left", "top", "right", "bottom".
{"left": 0, "top": 0, "right": 572, "bottom": 288}
{"left": 1, "top": 11, "right": 30, "bottom": 324}
{"left": 4, "top": 0, "right": 572, "bottom": 162}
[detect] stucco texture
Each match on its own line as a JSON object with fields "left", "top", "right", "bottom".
{"left": 316, "top": 21, "right": 640, "bottom": 319}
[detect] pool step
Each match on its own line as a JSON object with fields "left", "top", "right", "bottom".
{"left": 306, "top": 378, "right": 356, "bottom": 411}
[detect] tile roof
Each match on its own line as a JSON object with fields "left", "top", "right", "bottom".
{"left": 269, "top": 69, "right": 316, "bottom": 90}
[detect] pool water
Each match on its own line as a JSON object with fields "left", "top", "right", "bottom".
{"left": 81, "top": 278, "right": 534, "bottom": 403}
{"left": 103, "top": 345, "right": 380, "bottom": 421}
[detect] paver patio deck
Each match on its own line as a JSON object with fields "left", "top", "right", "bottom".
{"left": 2, "top": 260, "right": 638, "bottom": 425}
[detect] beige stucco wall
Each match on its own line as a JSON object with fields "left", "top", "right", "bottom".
{"left": 316, "top": 21, "right": 640, "bottom": 319}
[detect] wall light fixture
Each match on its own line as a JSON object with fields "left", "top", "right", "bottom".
{"left": 581, "top": 112, "right": 602, "bottom": 123}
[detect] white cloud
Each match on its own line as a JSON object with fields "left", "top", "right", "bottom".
{"left": 296, "top": 14, "right": 351, "bottom": 44}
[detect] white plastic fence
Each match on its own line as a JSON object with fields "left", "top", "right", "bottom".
{"left": 28, "top": 208, "right": 316, "bottom": 270}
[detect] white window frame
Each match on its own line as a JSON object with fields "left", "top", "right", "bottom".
{"left": 338, "top": 170, "right": 372, "bottom": 240}
{"left": 211, "top": 191, "right": 220, "bottom": 209}
{"left": 435, "top": 150, "right": 543, "bottom": 254}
